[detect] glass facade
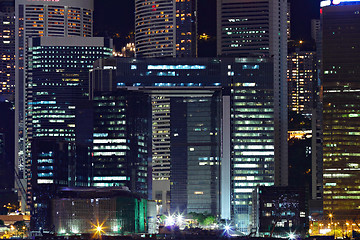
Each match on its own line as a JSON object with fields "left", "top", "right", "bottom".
{"left": 322, "top": 2, "right": 360, "bottom": 220}
{"left": 92, "top": 90, "right": 150, "bottom": 196}
{"left": 231, "top": 62, "right": 275, "bottom": 232}
{"left": 26, "top": 37, "right": 112, "bottom": 230}
{"left": 15, "top": 0, "right": 94, "bottom": 212}
{"left": 170, "top": 92, "right": 221, "bottom": 215}
{"left": 217, "top": 0, "right": 270, "bottom": 56}
{"left": 53, "top": 188, "right": 148, "bottom": 235}
{"left": 94, "top": 57, "right": 276, "bottom": 230}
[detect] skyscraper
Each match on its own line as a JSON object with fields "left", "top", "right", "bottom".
{"left": 321, "top": 0, "right": 360, "bottom": 221}
{"left": 0, "top": 0, "right": 15, "bottom": 100}
{"left": 287, "top": 50, "right": 316, "bottom": 116}
{"left": 217, "top": 0, "right": 288, "bottom": 231}
{"left": 91, "top": 90, "right": 150, "bottom": 196}
{"left": 135, "top": 0, "right": 197, "bottom": 58}
{"left": 92, "top": 57, "right": 275, "bottom": 230}
{"left": 26, "top": 36, "right": 112, "bottom": 229}
{"left": 15, "top": 0, "right": 94, "bottom": 212}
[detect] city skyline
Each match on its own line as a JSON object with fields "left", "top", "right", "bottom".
{"left": 0, "top": 0, "right": 359, "bottom": 238}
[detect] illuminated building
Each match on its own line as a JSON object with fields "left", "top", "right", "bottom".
{"left": 0, "top": 1, "right": 15, "bottom": 100}
{"left": 30, "top": 139, "right": 75, "bottom": 230}
{"left": 287, "top": 50, "right": 316, "bottom": 116}
{"left": 93, "top": 57, "right": 276, "bottom": 230}
{"left": 252, "top": 186, "right": 308, "bottom": 238}
{"left": 135, "top": 0, "right": 197, "bottom": 58}
{"left": 15, "top": 0, "right": 94, "bottom": 212}
{"left": 321, "top": 0, "right": 360, "bottom": 220}
{"left": 91, "top": 90, "right": 150, "bottom": 196}
{"left": 217, "top": 0, "right": 288, "bottom": 232}
{"left": 26, "top": 36, "right": 112, "bottom": 230}
{"left": 52, "top": 187, "right": 153, "bottom": 235}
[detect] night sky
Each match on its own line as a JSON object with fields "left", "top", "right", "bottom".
{"left": 94, "top": 0, "right": 321, "bottom": 54}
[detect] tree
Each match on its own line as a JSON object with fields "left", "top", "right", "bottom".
{"left": 203, "top": 216, "right": 216, "bottom": 226}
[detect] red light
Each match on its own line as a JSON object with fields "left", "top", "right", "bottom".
{"left": 320, "top": 8, "right": 323, "bottom": 14}
{"left": 152, "top": 5, "right": 156, "bottom": 11}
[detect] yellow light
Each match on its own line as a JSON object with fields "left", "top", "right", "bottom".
{"left": 91, "top": 220, "right": 106, "bottom": 238}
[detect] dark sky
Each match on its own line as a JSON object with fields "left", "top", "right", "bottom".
{"left": 94, "top": 0, "right": 321, "bottom": 53}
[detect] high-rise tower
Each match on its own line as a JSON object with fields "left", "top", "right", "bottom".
{"left": 15, "top": 0, "right": 94, "bottom": 213}
{"left": 321, "top": 0, "right": 360, "bottom": 221}
{"left": 135, "top": 0, "right": 197, "bottom": 58}
{"left": 217, "top": 0, "right": 288, "bottom": 232}
{"left": 0, "top": 0, "right": 15, "bottom": 100}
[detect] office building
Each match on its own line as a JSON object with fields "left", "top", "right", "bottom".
{"left": 311, "top": 19, "right": 321, "bottom": 43}
{"left": 217, "top": 0, "right": 288, "bottom": 231}
{"left": 134, "top": 0, "right": 197, "bottom": 58}
{"left": 91, "top": 90, "right": 151, "bottom": 196}
{"left": 168, "top": 89, "right": 221, "bottom": 215}
{"left": 0, "top": 1, "right": 15, "bottom": 100}
{"left": 15, "top": 0, "right": 94, "bottom": 212}
{"left": 30, "top": 138, "right": 75, "bottom": 230}
{"left": 92, "top": 57, "right": 275, "bottom": 230}
{"left": 26, "top": 37, "right": 112, "bottom": 229}
{"left": 52, "top": 187, "right": 154, "bottom": 235}
{"left": 287, "top": 50, "right": 316, "bottom": 116}
{"left": 321, "top": 0, "right": 360, "bottom": 221}
{"left": 252, "top": 186, "right": 308, "bottom": 238}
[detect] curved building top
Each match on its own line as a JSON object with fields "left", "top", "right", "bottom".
{"left": 15, "top": 0, "right": 93, "bottom": 10}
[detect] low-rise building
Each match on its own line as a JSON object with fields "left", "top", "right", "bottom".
{"left": 52, "top": 187, "right": 156, "bottom": 235}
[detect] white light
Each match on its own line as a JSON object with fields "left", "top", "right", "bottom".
{"left": 321, "top": 0, "right": 331, "bottom": 7}
{"left": 176, "top": 214, "right": 183, "bottom": 225}
{"left": 165, "top": 215, "right": 175, "bottom": 226}
{"left": 288, "top": 231, "right": 297, "bottom": 240}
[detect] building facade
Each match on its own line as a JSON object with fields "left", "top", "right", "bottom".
{"left": 93, "top": 57, "right": 275, "bottom": 231}
{"left": 217, "top": 0, "right": 288, "bottom": 232}
{"left": 0, "top": 1, "right": 15, "bottom": 100}
{"left": 91, "top": 90, "right": 151, "bottom": 197}
{"left": 134, "top": 0, "right": 197, "bottom": 58}
{"left": 52, "top": 187, "right": 152, "bottom": 235}
{"left": 252, "top": 186, "right": 308, "bottom": 238}
{"left": 321, "top": 0, "right": 360, "bottom": 221}
{"left": 15, "top": 0, "right": 94, "bottom": 212}
{"left": 26, "top": 37, "right": 112, "bottom": 229}
{"left": 287, "top": 50, "right": 316, "bottom": 117}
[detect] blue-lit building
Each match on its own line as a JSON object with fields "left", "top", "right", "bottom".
{"left": 26, "top": 36, "right": 113, "bottom": 230}
{"left": 92, "top": 57, "right": 275, "bottom": 230}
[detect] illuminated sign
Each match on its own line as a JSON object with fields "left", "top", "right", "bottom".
{"left": 321, "top": 0, "right": 360, "bottom": 7}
